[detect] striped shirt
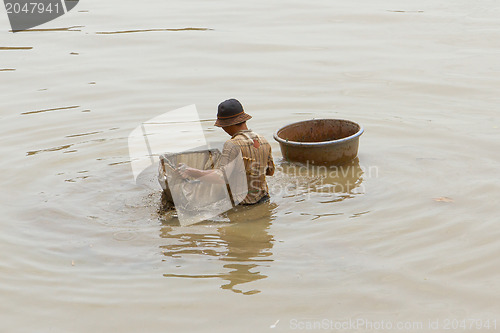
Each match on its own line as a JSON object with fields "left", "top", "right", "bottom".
{"left": 219, "top": 130, "right": 275, "bottom": 205}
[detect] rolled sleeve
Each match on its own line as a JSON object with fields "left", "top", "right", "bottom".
{"left": 266, "top": 147, "right": 275, "bottom": 176}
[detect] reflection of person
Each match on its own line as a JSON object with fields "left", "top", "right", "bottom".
{"left": 161, "top": 201, "right": 277, "bottom": 295}
{"left": 179, "top": 99, "right": 275, "bottom": 205}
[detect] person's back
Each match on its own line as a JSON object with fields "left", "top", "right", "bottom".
{"left": 226, "top": 129, "right": 274, "bottom": 204}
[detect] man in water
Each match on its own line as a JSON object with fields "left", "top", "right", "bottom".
{"left": 179, "top": 98, "right": 275, "bottom": 205}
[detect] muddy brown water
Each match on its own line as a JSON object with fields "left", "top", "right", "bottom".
{"left": 1, "top": 0, "right": 500, "bottom": 332}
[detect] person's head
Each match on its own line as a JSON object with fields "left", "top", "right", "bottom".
{"left": 220, "top": 121, "right": 248, "bottom": 136}
{"left": 214, "top": 99, "right": 252, "bottom": 135}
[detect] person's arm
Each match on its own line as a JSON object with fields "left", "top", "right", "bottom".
{"left": 178, "top": 141, "right": 240, "bottom": 184}
{"left": 266, "top": 147, "right": 275, "bottom": 176}
{"left": 178, "top": 167, "right": 225, "bottom": 184}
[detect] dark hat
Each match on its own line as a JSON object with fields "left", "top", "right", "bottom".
{"left": 214, "top": 99, "right": 252, "bottom": 127}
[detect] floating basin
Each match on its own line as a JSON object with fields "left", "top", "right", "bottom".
{"left": 273, "top": 119, "right": 364, "bottom": 165}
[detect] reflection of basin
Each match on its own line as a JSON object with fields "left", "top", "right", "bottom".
{"left": 276, "top": 157, "right": 364, "bottom": 199}
{"left": 273, "top": 119, "right": 364, "bottom": 165}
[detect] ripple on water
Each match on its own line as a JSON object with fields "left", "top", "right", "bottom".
{"left": 0, "top": 46, "right": 33, "bottom": 50}
{"left": 20, "top": 105, "right": 80, "bottom": 115}
{"left": 95, "top": 27, "right": 213, "bottom": 35}
{"left": 113, "top": 231, "right": 138, "bottom": 241}
{"left": 10, "top": 26, "right": 83, "bottom": 32}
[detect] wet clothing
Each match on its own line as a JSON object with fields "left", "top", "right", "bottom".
{"left": 241, "top": 194, "right": 270, "bottom": 206}
{"left": 219, "top": 130, "right": 275, "bottom": 205}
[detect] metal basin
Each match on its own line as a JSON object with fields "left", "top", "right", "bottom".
{"left": 273, "top": 119, "right": 364, "bottom": 165}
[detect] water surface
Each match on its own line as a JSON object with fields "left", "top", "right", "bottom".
{"left": 1, "top": 0, "right": 500, "bottom": 332}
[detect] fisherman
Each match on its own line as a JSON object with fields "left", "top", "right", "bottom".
{"left": 178, "top": 98, "right": 275, "bottom": 205}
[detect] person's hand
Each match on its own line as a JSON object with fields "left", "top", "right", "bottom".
{"left": 176, "top": 163, "right": 193, "bottom": 179}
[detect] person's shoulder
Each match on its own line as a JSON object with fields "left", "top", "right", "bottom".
{"left": 223, "top": 138, "right": 239, "bottom": 149}
{"left": 254, "top": 132, "right": 271, "bottom": 145}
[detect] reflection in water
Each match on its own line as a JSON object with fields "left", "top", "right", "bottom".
{"left": 27, "top": 144, "right": 73, "bottom": 156}
{"left": 158, "top": 158, "right": 365, "bottom": 294}
{"left": 270, "top": 157, "right": 365, "bottom": 203}
{"left": 96, "top": 28, "right": 213, "bottom": 35}
{"left": 65, "top": 131, "right": 103, "bottom": 138}
{"left": 0, "top": 46, "right": 33, "bottom": 50}
{"left": 21, "top": 105, "right": 80, "bottom": 115}
{"left": 11, "top": 26, "right": 83, "bottom": 32}
{"left": 160, "top": 202, "right": 277, "bottom": 295}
